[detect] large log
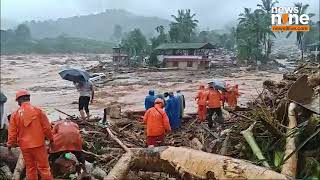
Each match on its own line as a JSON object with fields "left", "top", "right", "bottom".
{"left": 130, "top": 146, "right": 289, "bottom": 180}
{"left": 281, "top": 102, "right": 298, "bottom": 177}
{"left": 104, "top": 152, "right": 132, "bottom": 180}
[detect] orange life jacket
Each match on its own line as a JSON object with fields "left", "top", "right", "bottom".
{"left": 143, "top": 104, "right": 171, "bottom": 137}
{"left": 7, "top": 102, "right": 53, "bottom": 150}
{"left": 196, "top": 90, "right": 207, "bottom": 106}
{"left": 50, "top": 120, "right": 83, "bottom": 153}
{"left": 207, "top": 89, "right": 222, "bottom": 108}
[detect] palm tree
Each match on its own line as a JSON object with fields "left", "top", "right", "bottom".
{"left": 169, "top": 9, "right": 199, "bottom": 42}
{"left": 237, "top": 8, "right": 275, "bottom": 63}
{"left": 257, "top": 0, "right": 277, "bottom": 59}
{"left": 155, "top": 25, "right": 164, "bottom": 33}
{"left": 286, "top": 3, "right": 315, "bottom": 60}
{"left": 257, "top": 0, "right": 278, "bottom": 13}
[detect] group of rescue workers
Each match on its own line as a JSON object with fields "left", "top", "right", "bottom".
{"left": 0, "top": 80, "right": 239, "bottom": 179}
{"left": 143, "top": 82, "right": 239, "bottom": 147}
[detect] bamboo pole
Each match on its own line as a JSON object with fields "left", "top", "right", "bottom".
{"left": 241, "top": 122, "right": 270, "bottom": 168}
{"left": 281, "top": 102, "right": 297, "bottom": 177}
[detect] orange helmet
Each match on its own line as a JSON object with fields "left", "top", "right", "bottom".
{"left": 154, "top": 98, "right": 164, "bottom": 105}
{"left": 16, "top": 89, "right": 30, "bottom": 101}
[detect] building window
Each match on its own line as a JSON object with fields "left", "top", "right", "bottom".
{"left": 173, "top": 61, "right": 179, "bottom": 67}
{"left": 187, "top": 61, "right": 193, "bottom": 67}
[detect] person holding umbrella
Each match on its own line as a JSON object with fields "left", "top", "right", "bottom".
{"left": 74, "top": 80, "right": 94, "bottom": 120}
{"left": 59, "top": 68, "right": 94, "bottom": 120}
{"left": 206, "top": 83, "right": 224, "bottom": 128}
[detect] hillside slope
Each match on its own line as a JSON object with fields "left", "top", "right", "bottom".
{"left": 25, "top": 9, "right": 170, "bottom": 41}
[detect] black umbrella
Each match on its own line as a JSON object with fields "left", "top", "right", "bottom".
{"left": 59, "top": 68, "right": 91, "bottom": 82}
{"left": 208, "top": 80, "right": 226, "bottom": 91}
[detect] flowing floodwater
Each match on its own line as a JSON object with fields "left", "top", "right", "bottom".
{"left": 1, "top": 54, "right": 283, "bottom": 122}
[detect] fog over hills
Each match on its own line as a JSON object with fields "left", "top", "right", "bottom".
{"left": 24, "top": 9, "right": 170, "bottom": 40}
{"left": 1, "top": 0, "right": 318, "bottom": 41}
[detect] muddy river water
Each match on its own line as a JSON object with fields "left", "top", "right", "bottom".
{"left": 1, "top": 54, "right": 283, "bottom": 121}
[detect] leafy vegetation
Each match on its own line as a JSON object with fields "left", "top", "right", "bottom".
{"left": 1, "top": 24, "right": 114, "bottom": 54}
{"left": 235, "top": 0, "right": 276, "bottom": 64}
{"left": 120, "top": 28, "right": 149, "bottom": 66}
{"left": 196, "top": 29, "right": 236, "bottom": 50}
{"left": 169, "top": 9, "right": 199, "bottom": 43}
{"left": 286, "top": 3, "right": 315, "bottom": 60}
{"left": 121, "top": 28, "right": 148, "bottom": 57}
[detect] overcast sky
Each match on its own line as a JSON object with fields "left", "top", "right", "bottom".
{"left": 1, "top": 0, "right": 319, "bottom": 29}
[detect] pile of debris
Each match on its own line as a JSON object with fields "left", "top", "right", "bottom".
{"left": 226, "top": 62, "right": 320, "bottom": 178}
{"left": 0, "top": 63, "right": 319, "bottom": 179}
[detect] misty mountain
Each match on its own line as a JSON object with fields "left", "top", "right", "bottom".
{"left": 24, "top": 9, "right": 170, "bottom": 41}
{"left": 1, "top": 18, "right": 19, "bottom": 30}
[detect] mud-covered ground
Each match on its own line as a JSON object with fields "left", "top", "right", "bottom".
{"left": 1, "top": 54, "right": 283, "bottom": 121}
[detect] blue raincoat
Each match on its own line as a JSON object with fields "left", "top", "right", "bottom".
{"left": 144, "top": 90, "right": 156, "bottom": 110}
{"left": 165, "top": 95, "right": 181, "bottom": 130}
{"left": 176, "top": 92, "right": 185, "bottom": 118}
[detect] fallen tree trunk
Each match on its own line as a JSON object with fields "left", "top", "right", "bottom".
{"left": 104, "top": 152, "right": 132, "bottom": 180}
{"left": 13, "top": 153, "right": 25, "bottom": 180}
{"left": 281, "top": 102, "right": 298, "bottom": 177}
{"left": 129, "top": 146, "right": 289, "bottom": 179}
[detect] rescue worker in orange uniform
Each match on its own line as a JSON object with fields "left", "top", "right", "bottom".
{"left": 206, "top": 84, "right": 224, "bottom": 128}
{"left": 49, "top": 119, "right": 86, "bottom": 174}
{"left": 225, "top": 84, "right": 240, "bottom": 109}
{"left": 143, "top": 98, "right": 171, "bottom": 147}
{"left": 7, "top": 90, "right": 53, "bottom": 180}
{"left": 195, "top": 85, "right": 207, "bottom": 122}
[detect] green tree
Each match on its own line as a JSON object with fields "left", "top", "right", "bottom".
{"left": 149, "top": 25, "right": 169, "bottom": 66}
{"left": 236, "top": 1, "right": 276, "bottom": 64}
{"left": 151, "top": 25, "right": 168, "bottom": 49}
{"left": 15, "top": 24, "right": 31, "bottom": 42}
{"left": 121, "top": 28, "right": 148, "bottom": 65}
{"left": 237, "top": 8, "right": 263, "bottom": 63}
{"left": 169, "top": 9, "right": 198, "bottom": 42}
{"left": 257, "top": 0, "right": 278, "bottom": 59}
{"left": 286, "top": 3, "right": 315, "bottom": 60}
{"left": 198, "top": 31, "right": 210, "bottom": 43}
{"left": 257, "top": 0, "right": 278, "bottom": 13}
